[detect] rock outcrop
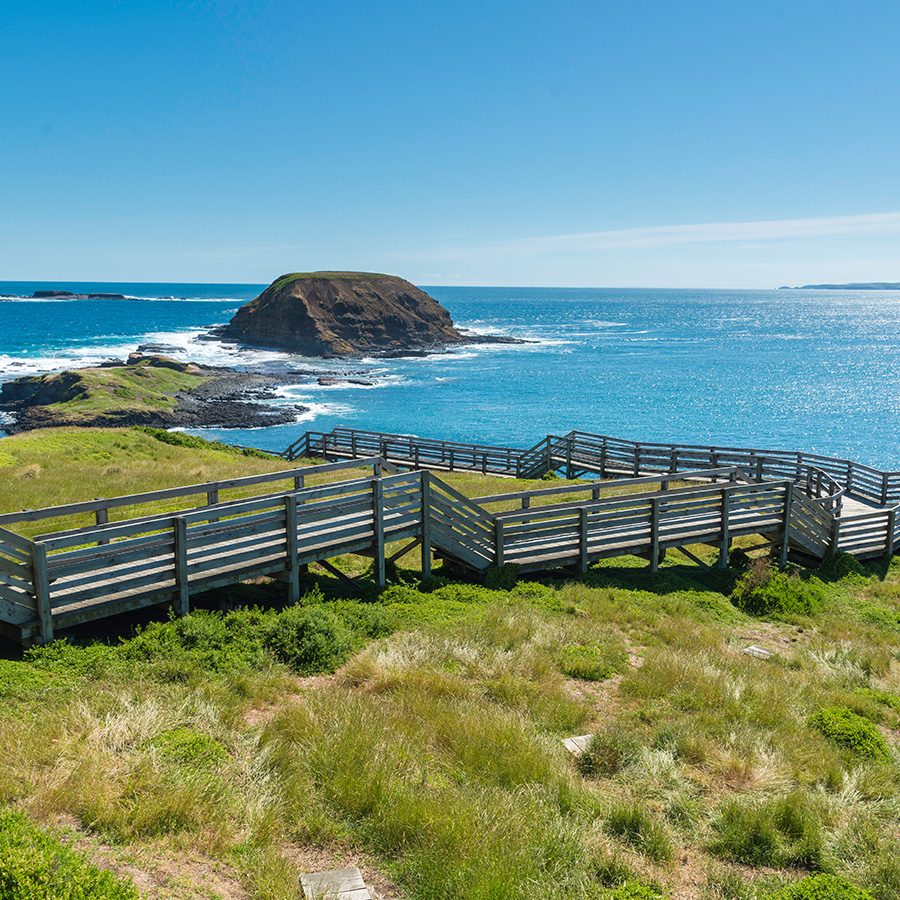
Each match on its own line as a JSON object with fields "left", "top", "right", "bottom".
{"left": 0, "top": 355, "right": 305, "bottom": 432}
{"left": 214, "top": 272, "right": 466, "bottom": 356}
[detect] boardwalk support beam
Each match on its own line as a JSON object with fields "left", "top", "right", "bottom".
{"left": 421, "top": 471, "right": 432, "bottom": 579}
{"left": 718, "top": 487, "right": 731, "bottom": 570}
{"left": 30, "top": 542, "right": 53, "bottom": 644}
{"left": 173, "top": 516, "right": 190, "bottom": 616}
{"left": 372, "top": 478, "right": 385, "bottom": 589}
{"left": 284, "top": 494, "right": 300, "bottom": 604}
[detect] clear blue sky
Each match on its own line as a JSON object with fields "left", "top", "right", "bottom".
{"left": 3, "top": 1, "right": 900, "bottom": 287}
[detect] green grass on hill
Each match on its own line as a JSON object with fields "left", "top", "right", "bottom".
{"left": 12, "top": 360, "right": 210, "bottom": 426}
{"left": 0, "top": 427, "right": 897, "bottom": 899}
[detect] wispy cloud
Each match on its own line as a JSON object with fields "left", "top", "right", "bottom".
{"left": 497, "top": 211, "right": 900, "bottom": 253}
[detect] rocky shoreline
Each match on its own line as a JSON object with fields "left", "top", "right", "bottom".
{"left": 0, "top": 356, "right": 314, "bottom": 434}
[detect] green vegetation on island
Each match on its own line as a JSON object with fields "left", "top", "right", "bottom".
{"left": 0, "top": 427, "right": 897, "bottom": 898}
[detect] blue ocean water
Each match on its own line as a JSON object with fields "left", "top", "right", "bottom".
{"left": 1, "top": 282, "right": 898, "bottom": 467}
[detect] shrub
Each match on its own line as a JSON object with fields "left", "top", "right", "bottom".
{"left": 25, "top": 640, "right": 120, "bottom": 678}
{"left": 264, "top": 605, "right": 355, "bottom": 674}
{"left": 150, "top": 727, "right": 227, "bottom": 768}
{"left": 856, "top": 688, "right": 900, "bottom": 712}
{"left": 818, "top": 552, "right": 865, "bottom": 582}
{"left": 578, "top": 729, "right": 640, "bottom": 777}
{"left": 559, "top": 642, "right": 626, "bottom": 681}
{"left": 731, "top": 563, "right": 824, "bottom": 618}
{"left": 709, "top": 793, "right": 826, "bottom": 869}
{"left": 605, "top": 803, "right": 673, "bottom": 863}
{"left": 809, "top": 707, "right": 891, "bottom": 761}
{"left": 0, "top": 808, "right": 138, "bottom": 898}
{"left": 603, "top": 882, "right": 665, "bottom": 899}
{"left": 770, "top": 873, "right": 876, "bottom": 900}
{"left": 133, "top": 426, "right": 272, "bottom": 458}
{"left": 0, "top": 659, "right": 55, "bottom": 700}
{"left": 484, "top": 564, "right": 520, "bottom": 591}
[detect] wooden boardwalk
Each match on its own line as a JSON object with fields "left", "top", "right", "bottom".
{"left": 0, "top": 428, "right": 896, "bottom": 645}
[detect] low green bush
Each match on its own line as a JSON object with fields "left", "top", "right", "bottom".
{"left": 856, "top": 687, "right": 900, "bottom": 712}
{"left": 770, "top": 873, "right": 875, "bottom": 899}
{"left": 818, "top": 552, "right": 866, "bottom": 582}
{"left": 603, "top": 882, "right": 665, "bottom": 899}
{"left": 709, "top": 793, "right": 826, "bottom": 869}
{"left": 809, "top": 707, "right": 891, "bottom": 761}
{"left": 559, "top": 641, "right": 627, "bottom": 681}
{"left": 605, "top": 803, "right": 673, "bottom": 863}
{"left": 133, "top": 426, "right": 273, "bottom": 458}
{"left": 484, "top": 563, "right": 520, "bottom": 591}
{"left": 264, "top": 605, "right": 355, "bottom": 674}
{"left": 0, "top": 659, "right": 55, "bottom": 700}
{"left": 150, "top": 728, "right": 227, "bottom": 768}
{"left": 0, "top": 808, "right": 138, "bottom": 898}
{"left": 731, "top": 564, "right": 824, "bottom": 619}
{"left": 578, "top": 729, "right": 640, "bottom": 777}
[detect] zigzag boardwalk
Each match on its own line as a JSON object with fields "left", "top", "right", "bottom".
{"left": 0, "top": 428, "right": 896, "bottom": 645}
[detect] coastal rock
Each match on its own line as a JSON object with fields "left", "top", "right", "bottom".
{"left": 30, "top": 290, "right": 128, "bottom": 300}
{"left": 213, "top": 271, "right": 466, "bottom": 356}
{"left": 0, "top": 359, "right": 306, "bottom": 433}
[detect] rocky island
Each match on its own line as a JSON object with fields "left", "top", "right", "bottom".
{"left": 0, "top": 354, "right": 305, "bottom": 433}
{"left": 211, "top": 271, "right": 522, "bottom": 356}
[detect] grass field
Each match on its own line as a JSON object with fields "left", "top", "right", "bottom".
{"left": 0, "top": 428, "right": 897, "bottom": 899}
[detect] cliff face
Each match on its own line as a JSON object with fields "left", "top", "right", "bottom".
{"left": 216, "top": 272, "right": 465, "bottom": 356}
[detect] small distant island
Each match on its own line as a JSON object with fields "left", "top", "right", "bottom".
{"left": 211, "top": 270, "right": 524, "bottom": 356}
{"left": 778, "top": 282, "right": 900, "bottom": 290}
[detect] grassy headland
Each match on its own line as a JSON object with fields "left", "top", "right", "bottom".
{"left": 0, "top": 427, "right": 897, "bottom": 899}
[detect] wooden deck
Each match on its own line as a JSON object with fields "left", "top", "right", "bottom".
{"left": 0, "top": 427, "right": 896, "bottom": 645}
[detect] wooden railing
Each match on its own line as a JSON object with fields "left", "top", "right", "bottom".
{"left": 561, "top": 431, "right": 898, "bottom": 507}
{"left": 286, "top": 427, "right": 898, "bottom": 509}
{"left": 1, "top": 431, "right": 897, "bottom": 646}
{"left": 285, "top": 428, "right": 524, "bottom": 476}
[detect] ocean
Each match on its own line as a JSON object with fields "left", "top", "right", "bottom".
{"left": 1, "top": 282, "right": 898, "bottom": 467}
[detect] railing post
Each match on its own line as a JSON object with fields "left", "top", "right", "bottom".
{"left": 882, "top": 473, "right": 890, "bottom": 506}
{"left": 591, "top": 484, "right": 601, "bottom": 501}
{"left": 578, "top": 507, "right": 589, "bottom": 574}
{"left": 846, "top": 463, "right": 854, "bottom": 495}
{"left": 830, "top": 517, "right": 841, "bottom": 554}
{"left": 600, "top": 437, "right": 608, "bottom": 477}
{"left": 756, "top": 456, "right": 764, "bottom": 482}
{"left": 649, "top": 497, "right": 660, "bottom": 573}
{"left": 284, "top": 494, "right": 300, "bottom": 603}
{"left": 633, "top": 444, "right": 640, "bottom": 477}
{"left": 30, "top": 542, "right": 53, "bottom": 644}
{"left": 780, "top": 483, "right": 794, "bottom": 569}
{"left": 494, "top": 518, "right": 504, "bottom": 567}
{"left": 420, "top": 471, "right": 432, "bottom": 580}
{"left": 95, "top": 501, "right": 110, "bottom": 546}
{"left": 565, "top": 438, "right": 573, "bottom": 480}
{"left": 718, "top": 487, "right": 730, "bottom": 570}
{"left": 372, "top": 478, "right": 385, "bottom": 589}
{"left": 206, "top": 488, "right": 220, "bottom": 525}
{"left": 294, "top": 473, "right": 305, "bottom": 491}
{"left": 885, "top": 507, "right": 896, "bottom": 558}
{"left": 173, "top": 516, "right": 190, "bottom": 615}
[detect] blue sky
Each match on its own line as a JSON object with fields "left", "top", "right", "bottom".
{"left": 3, "top": 1, "right": 900, "bottom": 286}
